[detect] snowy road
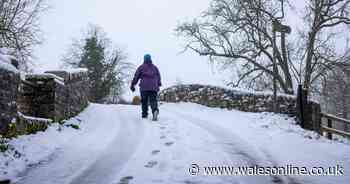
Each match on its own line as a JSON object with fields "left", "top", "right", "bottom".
{"left": 5, "top": 103, "right": 350, "bottom": 184}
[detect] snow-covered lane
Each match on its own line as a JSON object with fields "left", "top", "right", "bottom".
{"left": 3, "top": 103, "right": 350, "bottom": 184}
{"left": 16, "top": 103, "right": 249, "bottom": 184}
{"left": 112, "top": 107, "right": 244, "bottom": 184}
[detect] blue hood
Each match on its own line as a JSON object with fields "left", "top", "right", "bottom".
{"left": 144, "top": 54, "right": 152, "bottom": 64}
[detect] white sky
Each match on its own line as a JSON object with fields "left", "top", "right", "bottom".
{"left": 34, "top": 0, "right": 229, "bottom": 89}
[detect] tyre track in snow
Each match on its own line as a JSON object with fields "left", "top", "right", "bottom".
{"left": 16, "top": 105, "right": 144, "bottom": 184}
{"left": 170, "top": 110, "right": 302, "bottom": 184}
{"left": 69, "top": 107, "right": 145, "bottom": 184}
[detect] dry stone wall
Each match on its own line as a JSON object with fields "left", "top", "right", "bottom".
{"left": 46, "top": 70, "right": 89, "bottom": 119}
{"left": 18, "top": 74, "right": 60, "bottom": 120}
{"left": 160, "top": 84, "right": 322, "bottom": 131}
{"left": 0, "top": 67, "right": 20, "bottom": 135}
{"left": 18, "top": 69, "right": 89, "bottom": 122}
{"left": 160, "top": 84, "right": 297, "bottom": 115}
{"left": 1, "top": 68, "right": 89, "bottom": 137}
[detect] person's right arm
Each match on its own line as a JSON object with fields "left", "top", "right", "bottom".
{"left": 155, "top": 66, "right": 162, "bottom": 87}
{"left": 131, "top": 67, "right": 142, "bottom": 90}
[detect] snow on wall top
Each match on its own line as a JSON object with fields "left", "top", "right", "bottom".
{"left": 63, "top": 68, "right": 88, "bottom": 74}
{"left": 45, "top": 68, "right": 88, "bottom": 75}
{"left": 26, "top": 73, "right": 64, "bottom": 81}
{"left": 25, "top": 68, "right": 88, "bottom": 86}
{"left": 0, "top": 48, "right": 18, "bottom": 73}
{"left": 160, "top": 84, "right": 300, "bottom": 115}
{"left": 25, "top": 73, "right": 65, "bottom": 86}
{"left": 45, "top": 68, "right": 88, "bottom": 82}
{"left": 18, "top": 112, "right": 53, "bottom": 123}
{"left": 163, "top": 84, "right": 296, "bottom": 99}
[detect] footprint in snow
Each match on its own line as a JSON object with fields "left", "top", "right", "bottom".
{"left": 0, "top": 180, "right": 11, "bottom": 184}
{"left": 145, "top": 161, "right": 158, "bottom": 168}
{"left": 174, "top": 135, "right": 181, "bottom": 140}
{"left": 151, "top": 150, "right": 160, "bottom": 155}
{"left": 117, "top": 176, "right": 134, "bottom": 184}
{"left": 271, "top": 176, "right": 284, "bottom": 184}
{"left": 164, "top": 142, "right": 174, "bottom": 147}
{"left": 261, "top": 125, "right": 269, "bottom": 129}
{"left": 183, "top": 180, "right": 201, "bottom": 184}
{"left": 151, "top": 179, "right": 164, "bottom": 183}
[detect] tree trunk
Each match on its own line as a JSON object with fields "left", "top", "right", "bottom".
{"left": 280, "top": 32, "right": 294, "bottom": 94}
{"left": 303, "top": 30, "right": 317, "bottom": 91}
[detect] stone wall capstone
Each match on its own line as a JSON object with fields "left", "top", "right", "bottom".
{"left": 0, "top": 67, "right": 20, "bottom": 135}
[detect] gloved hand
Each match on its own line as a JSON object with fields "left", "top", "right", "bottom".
{"left": 130, "top": 85, "right": 135, "bottom": 92}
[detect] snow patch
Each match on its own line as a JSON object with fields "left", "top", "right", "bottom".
{"left": 0, "top": 48, "right": 18, "bottom": 73}
{"left": 25, "top": 73, "right": 65, "bottom": 86}
{"left": 63, "top": 68, "right": 88, "bottom": 74}
{"left": 17, "top": 112, "right": 53, "bottom": 123}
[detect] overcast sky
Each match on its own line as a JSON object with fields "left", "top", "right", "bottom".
{"left": 34, "top": 0, "right": 229, "bottom": 90}
{"left": 36, "top": 0, "right": 346, "bottom": 97}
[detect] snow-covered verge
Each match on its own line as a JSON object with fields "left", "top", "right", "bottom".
{"left": 0, "top": 124, "right": 77, "bottom": 181}
{"left": 0, "top": 104, "right": 120, "bottom": 182}
{"left": 0, "top": 121, "right": 77, "bottom": 181}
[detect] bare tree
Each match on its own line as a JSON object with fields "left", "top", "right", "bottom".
{"left": 176, "top": 0, "right": 350, "bottom": 96}
{"left": 0, "top": 0, "right": 48, "bottom": 69}
{"left": 301, "top": 0, "right": 350, "bottom": 92}
{"left": 176, "top": 0, "right": 295, "bottom": 94}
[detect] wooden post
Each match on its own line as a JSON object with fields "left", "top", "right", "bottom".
{"left": 312, "top": 103, "right": 322, "bottom": 134}
{"left": 272, "top": 20, "right": 278, "bottom": 113}
{"left": 327, "top": 119, "right": 333, "bottom": 140}
{"left": 296, "top": 85, "right": 307, "bottom": 128}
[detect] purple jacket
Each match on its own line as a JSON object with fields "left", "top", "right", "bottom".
{"left": 131, "top": 62, "right": 162, "bottom": 92}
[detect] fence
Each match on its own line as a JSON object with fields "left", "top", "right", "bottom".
{"left": 320, "top": 113, "right": 350, "bottom": 140}
{"left": 297, "top": 85, "right": 350, "bottom": 140}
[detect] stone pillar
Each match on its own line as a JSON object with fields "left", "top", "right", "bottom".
{"left": 0, "top": 67, "right": 20, "bottom": 135}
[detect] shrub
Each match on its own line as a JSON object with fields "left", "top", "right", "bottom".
{"left": 132, "top": 96, "right": 141, "bottom": 105}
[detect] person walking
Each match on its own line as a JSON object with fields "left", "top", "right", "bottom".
{"left": 130, "top": 54, "right": 162, "bottom": 121}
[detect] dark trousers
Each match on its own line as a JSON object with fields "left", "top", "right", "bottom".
{"left": 140, "top": 91, "right": 159, "bottom": 117}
